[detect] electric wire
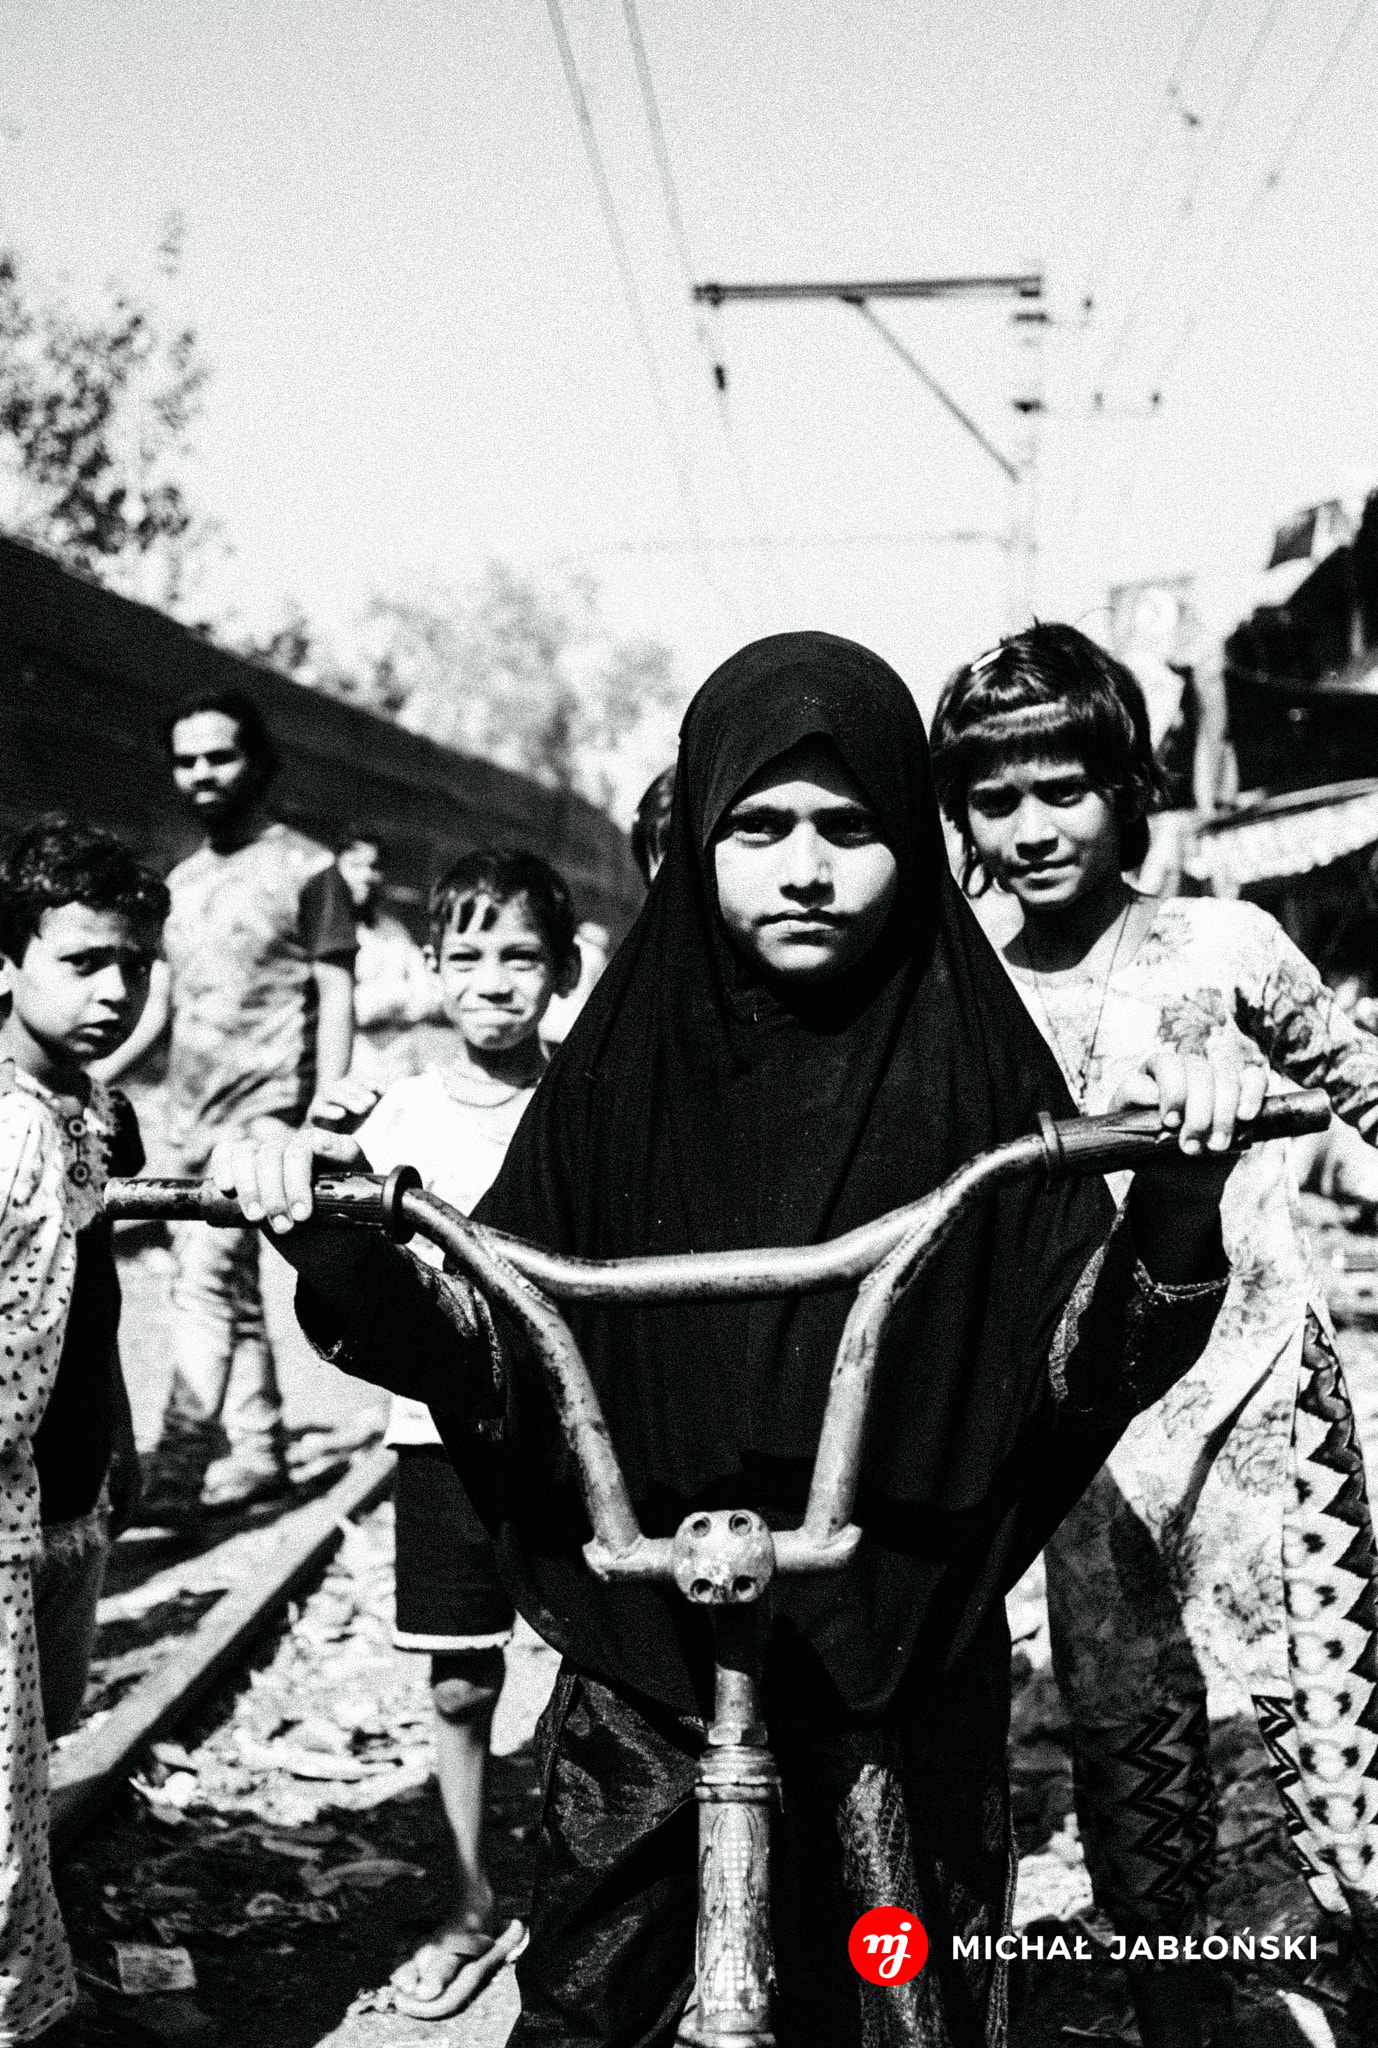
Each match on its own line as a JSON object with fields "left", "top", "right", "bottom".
{"left": 1095, "top": 0, "right": 1291, "bottom": 388}
{"left": 618, "top": 0, "right": 796, "bottom": 610}
{"left": 1155, "top": 0, "right": 1377, "bottom": 382}
{"left": 550, "top": 529, "right": 1011, "bottom": 561}
{"left": 1061, "top": 2, "right": 1217, "bottom": 550}
{"left": 1083, "top": 0, "right": 1217, "bottom": 308}
{"left": 544, "top": 0, "right": 746, "bottom": 630}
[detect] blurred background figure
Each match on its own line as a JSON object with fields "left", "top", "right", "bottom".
{"left": 539, "top": 919, "right": 609, "bottom": 1046}
{"left": 1110, "top": 581, "right": 1237, "bottom": 898}
{"left": 337, "top": 831, "right": 439, "bottom": 1085}
{"left": 630, "top": 766, "right": 675, "bottom": 888}
{"left": 101, "top": 691, "right": 357, "bottom": 1515}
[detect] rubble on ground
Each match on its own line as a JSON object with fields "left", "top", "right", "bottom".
{"left": 51, "top": 1502, "right": 558, "bottom": 2048}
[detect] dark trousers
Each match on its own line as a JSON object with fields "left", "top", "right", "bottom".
{"left": 513, "top": 1633, "right": 1016, "bottom": 2048}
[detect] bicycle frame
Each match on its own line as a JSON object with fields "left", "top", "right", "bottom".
{"left": 106, "top": 1089, "right": 1329, "bottom": 2046}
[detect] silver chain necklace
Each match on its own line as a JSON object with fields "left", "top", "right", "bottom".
{"left": 1022, "top": 901, "right": 1132, "bottom": 1109}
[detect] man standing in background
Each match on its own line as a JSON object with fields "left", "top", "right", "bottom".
{"left": 99, "top": 690, "right": 356, "bottom": 1512}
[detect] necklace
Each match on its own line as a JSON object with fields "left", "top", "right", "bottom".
{"left": 1022, "top": 901, "right": 1132, "bottom": 1109}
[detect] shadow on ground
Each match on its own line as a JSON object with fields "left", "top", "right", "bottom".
{"left": 51, "top": 1741, "right": 540, "bottom": 2048}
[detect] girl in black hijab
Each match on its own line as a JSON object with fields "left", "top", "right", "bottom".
{"left": 217, "top": 634, "right": 1240, "bottom": 2045}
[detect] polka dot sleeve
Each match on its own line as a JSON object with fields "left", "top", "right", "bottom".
{"left": 0, "top": 1092, "right": 76, "bottom": 1560}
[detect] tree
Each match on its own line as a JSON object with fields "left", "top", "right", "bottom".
{"left": 321, "top": 563, "right": 682, "bottom": 820}
{"left": 0, "top": 218, "right": 216, "bottom": 606}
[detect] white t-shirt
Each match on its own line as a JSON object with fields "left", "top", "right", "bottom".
{"left": 356, "top": 1066, "right": 538, "bottom": 1447}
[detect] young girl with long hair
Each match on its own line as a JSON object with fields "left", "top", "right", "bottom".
{"left": 214, "top": 633, "right": 1246, "bottom": 2047}
{"left": 932, "top": 622, "right": 1378, "bottom": 2048}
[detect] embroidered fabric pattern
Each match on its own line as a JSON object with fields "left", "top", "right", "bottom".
{"left": 1012, "top": 897, "right": 1378, "bottom": 1948}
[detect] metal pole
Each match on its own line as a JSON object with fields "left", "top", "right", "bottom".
{"left": 850, "top": 299, "right": 1020, "bottom": 486}
{"left": 694, "top": 275, "right": 1043, "bottom": 304}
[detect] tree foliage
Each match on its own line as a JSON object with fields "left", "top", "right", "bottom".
{"left": 0, "top": 220, "right": 214, "bottom": 604}
{"left": 250, "top": 564, "right": 682, "bottom": 818}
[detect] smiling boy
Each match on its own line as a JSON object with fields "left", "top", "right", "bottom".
{"left": 0, "top": 818, "right": 167, "bottom": 2042}
{"left": 308, "top": 848, "right": 580, "bottom": 2019}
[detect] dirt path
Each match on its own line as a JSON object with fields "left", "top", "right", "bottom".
{"left": 51, "top": 1498, "right": 556, "bottom": 2048}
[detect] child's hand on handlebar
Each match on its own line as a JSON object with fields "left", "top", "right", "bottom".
{"left": 1111, "top": 1041, "right": 1268, "bottom": 1285}
{"left": 1110, "top": 1041, "right": 1270, "bottom": 1157}
{"left": 210, "top": 1122, "right": 369, "bottom": 1234}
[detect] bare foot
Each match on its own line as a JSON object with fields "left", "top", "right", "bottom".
{"left": 390, "top": 1917, "right": 528, "bottom": 2019}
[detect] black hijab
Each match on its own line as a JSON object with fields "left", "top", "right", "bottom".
{"left": 460, "top": 632, "right": 1116, "bottom": 1720}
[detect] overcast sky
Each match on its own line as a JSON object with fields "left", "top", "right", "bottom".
{"left": 4, "top": 0, "right": 1376, "bottom": 720}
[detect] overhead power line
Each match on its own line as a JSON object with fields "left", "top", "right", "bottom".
{"left": 553, "top": 528, "right": 1011, "bottom": 561}
{"left": 543, "top": 0, "right": 745, "bottom": 629}
{"left": 1096, "top": 0, "right": 1291, "bottom": 388}
{"left": 619, "top": 0, "right": 699, "bottom": 312}
{"left": 1084, "top": 0, "right": 1217, "bottom": 308}
{"left": 618, "top": 0, "right": 794, "bottom": 608}
{"left": 1155, "top": 0, "right": 1377, "bottom": 381}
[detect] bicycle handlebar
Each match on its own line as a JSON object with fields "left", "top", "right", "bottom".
{"left": 105, "top": 1087, "right": 1330, "bottom": 1299}
{"left": 105, "top": 1088, "right": 1330, "bottom": 1584}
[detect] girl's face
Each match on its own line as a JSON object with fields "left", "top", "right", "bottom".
{"left": 713, "top": 739, "right": 899, "bottom": 982}
{"left": 965, "top": 753, "right": 1122, "bottom": 912}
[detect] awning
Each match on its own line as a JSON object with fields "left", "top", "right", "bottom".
{"left": 1193, "top": 778, "right": 1378, "bottom": 891}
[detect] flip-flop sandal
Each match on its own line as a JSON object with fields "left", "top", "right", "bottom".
{"left": 391, "top": 1918, "right": 529, "bottom": 2020}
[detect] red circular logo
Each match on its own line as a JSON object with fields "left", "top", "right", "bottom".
{"left": 848, "top": 1906, "right": 928, "bottom": 1985}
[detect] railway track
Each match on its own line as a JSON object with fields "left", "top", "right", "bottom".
{"left": 50, "top": 1449, "right": 397, "bottom": 1857}
{"left": 51, "top": 1447, "right": 553, "bottom": 2048}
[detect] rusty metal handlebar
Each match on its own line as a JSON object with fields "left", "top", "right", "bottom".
{"left": 106, "top": 1088, "right": 1331, "bottom": 1298}
{"left": 106, "top": 1089, "right": 1330, "bottom": 1586}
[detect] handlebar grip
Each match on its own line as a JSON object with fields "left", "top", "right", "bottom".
{"left": 104, "top": 1166, "right": 421, "bottom": 1237}
{"left": 312, "top": 1165, "right": 421, "bottom": 1241}
{"left": 1039, "top": 1086, "right": 1332, "bottom": 1181}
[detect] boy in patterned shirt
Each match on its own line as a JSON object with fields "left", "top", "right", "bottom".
{"left": 0, "top": 818, "right": 168, "bottom": 2041}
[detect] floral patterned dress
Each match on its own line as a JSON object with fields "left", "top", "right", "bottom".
{"left": 1005, "top": 896, "right": 1378, "bottom": 1951}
